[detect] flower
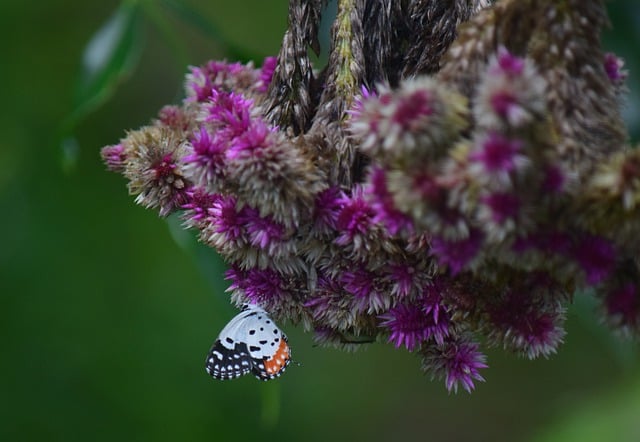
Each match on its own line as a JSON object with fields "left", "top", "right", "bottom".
{"left": 182, "top": 126, "right": 228, "bottom": 191}
{"left": 120, "top": 127, "right": 190, "bottom": 217}
{"left": 367, "top": 167, "right": 413, "bottom": 236}
{"left": 421, "top": 338, "right": 487, "bottom": 393}
{"left": 312, "top": 187, "right": 342, "bottom": 233}
{"left": 572, "top": 234, "right": 616, "bottom": 286}
{"left": 480, "top": 192, "right": 521, "bottom": 225}
{"left": 385, "top": 262, "right": 421, "bottom": 299}
{"left": 379, "top": 292, "right": 450, "bottom": 351}
{"left": 335, "top": 187, "right": 376, "bottom": 252}
{"left": 349, "top": 78, "right": 468, "bottom": 164}
{"left": 242, "top": 208, "right": 284, "bottom": 249}
{"left": 242, "top": 267, "right": 290, "bottom": 305}
{"left": 476, "top": 47, "right": 547, "bottom": 129}
{"left": 469, "top": 132, "right": 528, "bottom": 185}
{"left": 603, "top": 52, "right": 627, "bottom": 84}
{"left": 101, "top": 0, "right": 638, "bottom": 392}
{"left": 430, "top": 229, "right": 484, "bottom": 275}
{"left": 604, "top": 282, "right": 640, "bottom": 330}
{"left": 487, "top": 287, "right": 566, "bottom": 359}
{"left": 342, "top": 267, "right": 390, "bottom": 314}
{"left": 181, "top": 187, "right": 220, "bottom": 229}
{"left": 258, "top": 56, "right": 277, "bottom": 93}
{"left": 101, "top": 144, "right": 126, "bottom": 172}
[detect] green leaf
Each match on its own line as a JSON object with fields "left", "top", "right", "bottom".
{"left": 59, "top": 1, "right": 144, "bottom": 170}
{"left": 159, "top": 0, "right": 258, "bottom": 62}
{"left": 74, "top": 2, "right": 144, "bottom": 117}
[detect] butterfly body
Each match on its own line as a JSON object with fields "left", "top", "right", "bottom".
{"left": 205, "top": 304, "right": 291, "bottom": 381}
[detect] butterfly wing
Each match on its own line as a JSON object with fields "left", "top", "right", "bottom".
{"left": 250, "top": 334, "right": 291, "bottom": 380}
{"left": 205, "top": 339, "right": 252, "bottom": 380}
{"left": 205, "top": 304, "right": 291, "bottom": 381}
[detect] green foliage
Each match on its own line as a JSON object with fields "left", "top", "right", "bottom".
{"left": 60, "top": 2, "right": 144, "bottom": 170}
{"left": 531, "top": 378, "right": 640, "bottom": 442}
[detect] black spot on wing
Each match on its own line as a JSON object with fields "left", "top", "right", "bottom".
{"left": 205, "top": 340, "right": 251, "bottom": 380}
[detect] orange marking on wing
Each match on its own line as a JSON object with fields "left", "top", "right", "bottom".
{"left": 263, "top": 339, "right": 291, "bottom": 375}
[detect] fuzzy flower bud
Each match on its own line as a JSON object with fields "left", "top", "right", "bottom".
{"left": 349, "top": 78, "right": 468, "bottom": 167}
{"left": 101, "top": 144, "right": 126, "bottom": 172}
{"left": 475, "top": 47, "right": 547, "bottom": 129}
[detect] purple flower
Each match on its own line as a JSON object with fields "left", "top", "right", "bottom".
{"left": 422, "top": 281, "right": 446, "bottom": 324}
{"left": 380, "top": 303, "right": 446, "bottom": 351}
{"left": 313, "top": 187, "right": 342, "bottom": 232}
{"left": 243, "top": 268, "right": 289, "bottom": 304}
{"left": 493, "top": 46, "right": 525, "bottom": 76}
{"left": 605, "top": 282, "right": 639, "bottom": 328}
{"left": 183, "top": 127, "right": 228, "bottom": 184}
{"left": 335, "top": 187, "right": 375, "bottom": 246}
{"left": 476, "top": 47, "right": 546, "bottom": 128}
{"left": 181, "top": 187, "right": 220, "bottom": 226}
{"left": 101, "top": 144, "right": 126, "bottom": 172}
{"left": 304, "top": 296, "right": 332, "bottom": 321}
{"left": 386, "top": 263, "right": 418, "bottom": 299}
{"left": 489, "top": 90, "right": 519, "bottom": 120}
{"left": 572, "top": 234, "right": 616, "bottom": 286}
{"left": 205, "top": 90, "right": 254, "bottom": 137}
{"left": 481, "top": 192, "right": 521, "bottom": 224}
{"left": 304, "top": 274, "right": 346, "bottom": 322}
{"left": 209, "top": 195, "right": 244, "bottom": 242}
{"left": 157, "top": 105, "right": 188, "bottom": 130}
{"left": 153, "top": 153, "right": 177, "bottom": 178}
{"left": 185, "top": 60, "right": 251, "bottom": 101}
{"left": 431, "top": 229, "right": 484, "bottom": 274}
{"left": 488, "top": 287, "right": 566, "bottom": 358}
{"left": 542, "top": 164, "right": 566, "bottom": 193}
{"left": 240, "top": 207, "right": 285, "bottom": 249}
{"left": 258, "top": 56, "right": 277, "bottom": 93}
{"left": 348, "top": 85, "right": 376, "bottom": 120}
{"left": 392, "top": 89, "right": 433, "bottom": 128}
{"left": 412, "top": 171, "right": 444, "bottom": 202}
{"left": 470, "top": 131, "right": 524, "bottom": 176}
{"left": 422, "top": 339, "right": 488, "bottom": 393}
{"left": 604, "top": 52, "right": 627, "bottom": 83}
{"left": 225, "top": 265, "right": 247, "bottom": 292}
{"left": 186, "top": 66, "right": 214, "bottom": 102}
{"left": 226, "top": 119, "right": 272, "bottom": 160}
{"left": 342, "top": 268, "right": 375, "bottom": 298}
{"left": 341, "top": 268, "right": 388, "bottom": 313}
{"left": 368, "top": 168, "right": 413, "bottom": 235}
{"left": 101, "top": 5, "right": 638, "bottom": 392}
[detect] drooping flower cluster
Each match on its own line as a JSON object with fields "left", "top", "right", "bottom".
{"left": 101, "top": 0, "right": 640, "bottom": 393}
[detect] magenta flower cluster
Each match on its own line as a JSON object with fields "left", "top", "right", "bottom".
{"left": 101, "top": 0, "right": 640, "bottom": 392}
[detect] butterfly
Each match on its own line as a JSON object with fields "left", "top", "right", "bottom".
{"left": 205, "top": 304, "right": 291, "bottom": 381}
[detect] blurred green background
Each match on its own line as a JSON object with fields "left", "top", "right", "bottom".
{"left": 2, "top": 1, "right": 640, "bottom": 441}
